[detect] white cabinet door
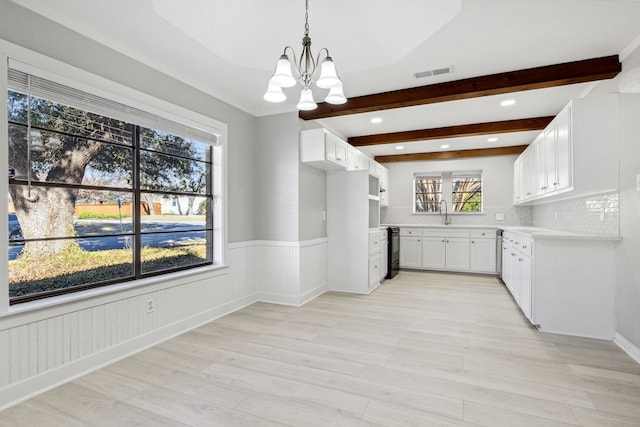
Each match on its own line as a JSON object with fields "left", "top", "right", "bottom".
{"left": 379, "top": 167, "right": 389, "bottom": 207}
{"left": 554, "top": 104, "right": 572, "bottom": 192}
{"left": 445, "top": 237, "right": 470, "bottom": 271}
{"left": 400, "top": 236, "right": 422, "bottom": 268}
{"left": 535, "top": 135, "right": 547, "bottom": 196}
{"left": 328, "top": 133, "right": 347, "bottom": 168}
{"left": 513, "top": 157, "right": 523, "bottom": 204}
{"left": 470, "top": 238, "right": 497, "bottom": 273}
{"left": 421, "top": 236, "right": 445, "bottom": 269}
{"left": 544, "top": 124, "right": 557, "bottom": 195}
{"left": 369, "top": 253, "right": 382, "bottom": 288}
{"left": 518, "top": 254, "right": 532, "bottom": 320}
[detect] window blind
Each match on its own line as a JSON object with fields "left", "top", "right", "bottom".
{"left": 8, "top": 68, "right": 219, "bottom": 146}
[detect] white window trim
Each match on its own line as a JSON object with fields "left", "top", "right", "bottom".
{"left": 413, "top": 170, "right": 484, "bottom": 215}
{"left": 0, "top": 40, "right": 228, "bottom": 316}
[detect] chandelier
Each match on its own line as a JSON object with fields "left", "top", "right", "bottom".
{"left": 263, "top": 0, "right": 346, "bottom": 110}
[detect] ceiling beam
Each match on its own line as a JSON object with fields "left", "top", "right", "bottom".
{"left": 299, "top": 55, "right": 621, "bottom": 120}
{"left": 375, "top": 145, "right": 528, "bottom": 163}
{"left": 348, "top": 116, "right": 553, "bottom": 147}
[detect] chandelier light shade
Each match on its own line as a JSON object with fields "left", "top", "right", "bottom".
{"left": 297, "top": 88, "right": 318, "bottom": 111}
{"left": 264, "top": 0, "right": 346, "bottom": 110}
{"left": 325, "top": 83, "right": 347, "bottom": 105}
{"left": 263, "top": 82, "right": 287, "bottom": 103}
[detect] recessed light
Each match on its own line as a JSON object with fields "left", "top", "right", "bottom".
{"left": 500, "top": 99, "right": 516, "bottom": 107}
{"left": 488, "top": 137, "right": 498, "bottom": 142}
{"left": 371, "top": 117, "right": 383, "bottom": 124}
{"left": 395, "top": 145, "right": 404, "bottom": 150}
{"left": 440, "top": 144, "right": 450, "bottom": 149}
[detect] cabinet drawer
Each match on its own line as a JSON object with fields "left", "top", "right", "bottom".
{"left": 369, "top": 235, "right": 382, "bottom": 255}
{"left": 444, "top": 229, "right": 469, "bottom": 238}
{"left": 470, "top": 229, "right": 496, "bottom": 239}
{"left": 400, "top": 228, "right": 421, "bottom": 237}
{"left": 422, "top": 229, "right": 445, "bottom": 237}
{"left": 518, "top": 239, "right": 533, "bottom": 256}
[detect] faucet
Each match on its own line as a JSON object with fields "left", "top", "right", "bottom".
{"left": 440, "top": 200, "right": 451, "bottom": 225}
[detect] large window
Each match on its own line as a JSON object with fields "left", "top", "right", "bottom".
{"left": 6, "top": 68, "right": 221, "bottom": 304}
{"left": 414, "top": 171, "right": 483, "bottom": 213}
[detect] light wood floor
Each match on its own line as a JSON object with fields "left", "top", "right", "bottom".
{"left": 2, "top": 271, "right": 640, "bottom": 426}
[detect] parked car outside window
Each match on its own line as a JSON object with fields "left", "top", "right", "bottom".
{"left": 8, "top": 213, "right": 23, "bottom": 245}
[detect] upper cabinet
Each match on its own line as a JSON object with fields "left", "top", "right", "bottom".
{"left": 300, "top": 128, "right": 348, "bottom": 170}
{"left": 513, "top": 95, "right": 618, "bottom": 205}
{"left": 347, "top": 146, "right": 369, "bottom": 172}
{"left": 301, "top": 128, "right": 390, "bottom": 204}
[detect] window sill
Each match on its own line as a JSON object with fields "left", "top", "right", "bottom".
{"left": 411, "top": 212, "right": 486, "bottom": 216}
{"left": 2, "top": 264, "right": 229, "bottom": 325}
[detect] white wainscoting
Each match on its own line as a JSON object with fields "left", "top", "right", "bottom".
{"left": 255, "top": 238, "right": 328, "bottom": 306}
{"left": 0, "top": 238, "right": 328, "bottom": 410}
{"left": 0, "top": 243, "right": 257, "bottom": 410}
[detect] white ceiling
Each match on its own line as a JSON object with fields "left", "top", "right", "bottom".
{"left": 10, "top": 0, "right": 640, "bottom": 157}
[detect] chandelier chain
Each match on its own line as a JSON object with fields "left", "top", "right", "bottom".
{"left": 304, "top": 0, "right": 309, "bottom": 37}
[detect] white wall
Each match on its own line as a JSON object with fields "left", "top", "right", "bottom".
{"left": 256, "top": 113, "right": 300, "bottom": 241}
{"left": 381, "top": 155, "right": 532, "bottom": 226}
{"left": 615, "top": 92, "right": 640, "bottom": 356}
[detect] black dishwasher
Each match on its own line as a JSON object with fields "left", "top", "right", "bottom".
{"left": 386, "top": 226, "right": 400, "bottom": 279}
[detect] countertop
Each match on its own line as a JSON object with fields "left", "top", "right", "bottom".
{"left": 381, "top": 224, "right": 621, "bottom": 241}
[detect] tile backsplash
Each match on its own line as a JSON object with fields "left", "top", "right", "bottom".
{"left": 381, "top": 205, "right": 532, "bottom": 227}
{"left": 531, "top": 191, "right": 619, "bottom": 236}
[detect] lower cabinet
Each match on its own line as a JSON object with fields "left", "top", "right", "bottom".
{"left": 444, "top": 237, "right": 470, "bottom": 271}
{"left": 502, "top": 233, "right": 533, "bottom": 321}
{"left": 501, "top": 231, "right": 616, "bottom": 339}
{"left": 400, "top": 235, "right": 422, "bottom": 268}
{"left": 421, "top": 236, "right": 445, "bottom": 269}
{"left": 400, "top": 228, "right": 497, "bottom": 274}
{"left": 470, "top": 237, "right": 498, "bottom": 273}
{"left": 368, "top": 252, "right": 382, "bottom": 289}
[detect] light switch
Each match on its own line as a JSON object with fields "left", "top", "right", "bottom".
{"left": 636, "top": 174, "right": 640, "bottom": 191}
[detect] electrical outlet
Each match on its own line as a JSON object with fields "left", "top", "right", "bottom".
{"left": 495, "top": 213, "right": 504, "bottom": 221}
{"left": 146, "top": 298, "right": 155, "bottom": 314}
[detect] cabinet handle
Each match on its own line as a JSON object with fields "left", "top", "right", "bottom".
{"left": 522, "top": 245, "right": 527, "bottom": 249}
{"left": 526, "top": 192, "right": 532, "bottom": 196}
{"left": 515, "top": 242, "right": 520, "bottom": 245}
{"left": 553, "top": 182, "right": 559, "bottom": 186}
{"left": 541, "top": 186, "right": 548, "bottom": 190}
{"left": 441, "top": 240, "right": 445, "bottom": 243}
{"left": 511, "top": 253, "right": 516, "bottom": 256}
{"left": 482, "top": 233, "right": 486, "bottom": 236}
{"left": 418, "top": 239, "right": 421, "bottom": 242}
{"left": 471, "top": 241, "right": 475, "bottom": 244}
{"left": 519, "top": 258, "right": 523, "bottom": 262}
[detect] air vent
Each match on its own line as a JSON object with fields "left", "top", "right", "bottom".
{"left": 414, "top": 66, "right": 453, "bottom": 79}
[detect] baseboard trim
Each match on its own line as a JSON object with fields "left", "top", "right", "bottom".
{"left": 0, "top": 294, "right": 257, "bottom": 411}
{"left": 614, "top": 332, "right": 640, "bottom": 365}
{"left": 299, "top": 283, "right": 328, "bottom": 306}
